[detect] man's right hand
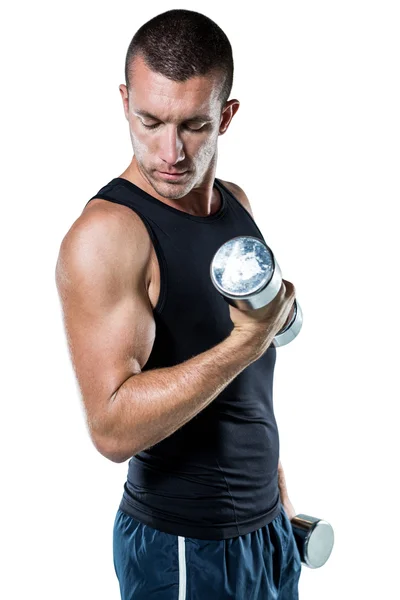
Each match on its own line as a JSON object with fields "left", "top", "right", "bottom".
{"left": 228, "top": 279, "right": 297, "bottom": 354}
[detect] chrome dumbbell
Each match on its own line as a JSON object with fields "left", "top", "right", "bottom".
{"left": 210, "top": 235, "right": 302, "bottom": 347}
{"left": 291, "top": 513, "right": 335, "bottom": 568}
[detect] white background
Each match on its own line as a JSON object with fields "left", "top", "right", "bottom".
{"left": 1, "top": 1, "right": 399, "bottom": 598}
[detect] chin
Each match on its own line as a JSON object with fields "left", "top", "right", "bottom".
{"left": 157, "top": 185, "right": 191, "bottom": 200}
{"left": 151, "top": 174, "right": 194, "bottom": 199}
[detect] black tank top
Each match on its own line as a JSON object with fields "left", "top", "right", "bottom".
{"left": 86, "top": 176, "right": 282, "bottom": 540}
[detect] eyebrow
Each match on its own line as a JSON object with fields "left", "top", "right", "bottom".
{"left": 134, "top": 109, "right": 213, "bottom": 122}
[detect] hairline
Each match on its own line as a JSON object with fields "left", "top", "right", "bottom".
{"left": 127, "top": 52, "right": 229, "bottom": 108}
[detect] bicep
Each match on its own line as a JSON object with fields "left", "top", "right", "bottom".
{"left": 55, "top": 213, "right": 155, "bottom": 443}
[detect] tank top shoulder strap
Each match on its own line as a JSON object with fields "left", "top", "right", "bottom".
{"left": 214, "top": 178, "right": 266, "bottom": 241}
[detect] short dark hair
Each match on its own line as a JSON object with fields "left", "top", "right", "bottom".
{"left": 124, "top": 9, "right": 234, "bottom": 108}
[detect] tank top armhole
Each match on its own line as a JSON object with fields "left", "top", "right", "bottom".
{"left": 85, "top": 194, "right": 168, "bottom": 315}
{"left": 214, "top": 179, "right": 266, "bottom": 241}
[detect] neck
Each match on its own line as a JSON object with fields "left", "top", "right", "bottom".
{"left": 119, "top": 155, "right": 220, "bottom": 217}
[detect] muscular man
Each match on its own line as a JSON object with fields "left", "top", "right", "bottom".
{"left": 55, "top": 9, "right": 301, "bottom": 600}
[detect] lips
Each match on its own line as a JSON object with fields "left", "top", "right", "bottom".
{"left": 159, "top": 171, "right": 186, "bottom": 175}
{"left": 157, "top": 170, "right": 188, "bottom": 180}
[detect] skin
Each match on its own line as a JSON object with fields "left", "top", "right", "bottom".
{"left": 117, "top": 53, "right": 240, "bottom": 217}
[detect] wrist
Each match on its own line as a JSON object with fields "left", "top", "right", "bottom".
{"left": 229, "top": 326, "right": 273, "bottom": 361}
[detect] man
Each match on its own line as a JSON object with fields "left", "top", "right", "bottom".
{"left": 55, "top": 9, "right": 302, "bottom": 600}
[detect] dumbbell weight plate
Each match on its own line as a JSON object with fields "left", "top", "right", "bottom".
{"left": 210, "top": 236, "right": 282, "bottom": 310}
{"left": 273, "top": 299, "right": 303, "bottom": 347}
{"left": 291, "top": 514, "right": 335, "bottom": 568}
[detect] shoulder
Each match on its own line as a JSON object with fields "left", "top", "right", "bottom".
{"left": 69, "top": 198, "right": 153, "bottom": 252}
{"left": 218, "top": 179, "right": 254, "bottom": 217}
{"left": 56, "top": 200, "right": 153, "bottom": 288}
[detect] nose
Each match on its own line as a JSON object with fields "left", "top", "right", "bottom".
{"left": 158, "top": 125, "right": 185, "bottom": 166}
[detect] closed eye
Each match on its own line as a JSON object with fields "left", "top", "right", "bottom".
{"left": 141, "top": 122, "right": 160, "bottom": 130}
{"left": 141, "top": 121, "right": 206, "bottom": 132}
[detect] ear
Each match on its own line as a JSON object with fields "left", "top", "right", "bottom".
{"left": 119, "top": 84, "right": 129, "bottom": 121}
{"left": 219, "top": 99, "right": 240, "bottom": 135}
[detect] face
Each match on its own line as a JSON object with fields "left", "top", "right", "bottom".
{"left": 119, "top": 54, "right": 239, "bottom": 200}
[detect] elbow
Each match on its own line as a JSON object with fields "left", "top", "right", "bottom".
{"left": 87, "top": 403, "right": 134, "bottom": 463}
{"left": 103, "top": 447, "right": 130, "bottom": 464}
{"left": 91, "top": 431, "right": 132, "bottom": 464}
{"left": 107, "top": 453, "right": 130, "bottom": 464}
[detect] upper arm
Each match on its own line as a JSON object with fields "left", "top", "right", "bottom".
{"left": 55, "top": 206, "right": 155, "bottom": 456}
{"left": 221, "top": 180, "right": 255, "bottom": 217}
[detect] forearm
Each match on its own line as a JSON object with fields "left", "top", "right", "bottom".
{"left": 278, "top": 459, "right": 290, "bottom": 501}
{"left": 100, "top": 328, "right": 273, "bottom": 462}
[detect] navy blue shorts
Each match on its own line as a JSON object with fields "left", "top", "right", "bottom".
{"left": 112, "top": 503, "right": 302, "bottom": 599}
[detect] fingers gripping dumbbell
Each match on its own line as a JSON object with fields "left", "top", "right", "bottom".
{"left": 210, "top": 236, "right": 303, "bottom": 347}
